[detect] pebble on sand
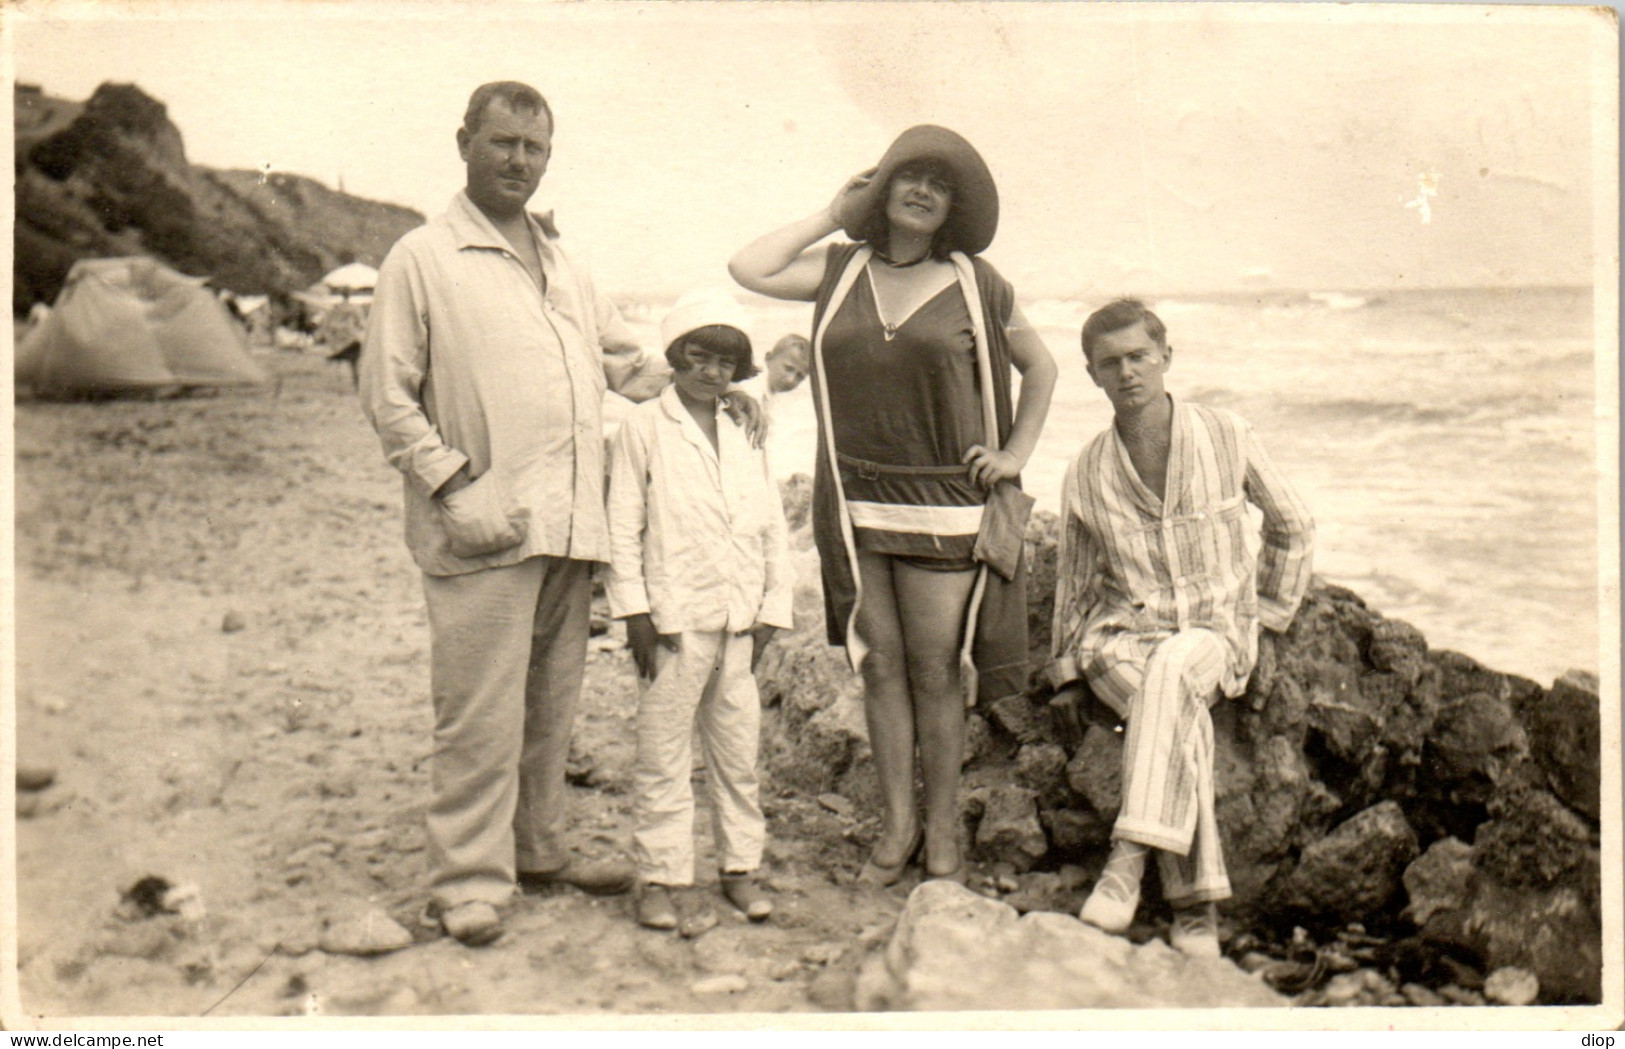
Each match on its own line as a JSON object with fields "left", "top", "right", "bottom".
{"left": 161, "top": 882, "right": 207, "bottom": 922}
{"left": 816, "top": 793, "right": 854, "bottom": 817}
{"left": 1484, "top": 967, "right": 1540, "bottom": 1006}
{"left": 689, "top": 974, "right": 748, "bottom": 995}
{"left": 222, "top": 611, "right": 247, "bottom": 633}
{"left": 318, "top": 910, "right": 415, "bottom": 956}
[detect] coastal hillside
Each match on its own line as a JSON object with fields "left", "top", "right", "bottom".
{"left": 13, "top": 81, "right": 423, "bottom": 314}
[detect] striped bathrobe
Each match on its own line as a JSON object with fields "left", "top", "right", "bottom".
{"left": 1047, "top": 396, "right": 1314, "bottom": 902}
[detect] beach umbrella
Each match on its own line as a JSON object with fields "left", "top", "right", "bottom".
{"left": 320, "top": 262, "right": 378, "bottom": 298}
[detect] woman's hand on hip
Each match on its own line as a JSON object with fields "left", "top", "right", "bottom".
{"left": 962, "top": 445, "right": 1022, "bottom": 489}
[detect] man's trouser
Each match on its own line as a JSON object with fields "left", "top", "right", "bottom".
{"left": 420, "top": 556, "right": 591, "bottom": 908}
{"left": 632, "top": 629, "right": 765, "bottom": 886}
{"left": 1089, "top": 628, "right": 1232, "bottom": 905}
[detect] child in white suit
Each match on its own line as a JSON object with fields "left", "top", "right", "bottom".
{"left": 607, "top": 289, "right": 794, "bottom": 930}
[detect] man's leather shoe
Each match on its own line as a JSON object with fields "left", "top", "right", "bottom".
{"left": 438, "top": 900, "right": 504, "bottom": 947}
{"left": 518, "top": 857, "right": 635, "bottom": 896}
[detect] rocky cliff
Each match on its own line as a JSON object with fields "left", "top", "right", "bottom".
{"left": 758, "top": 491, "right": 1606, "bottom": 1006}
{"left": 14, "top": 82, "right": 423, "bottom": 314}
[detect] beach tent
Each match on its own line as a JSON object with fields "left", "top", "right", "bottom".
{"left": 15, "top": 256, "right": 267, "bottom": 396}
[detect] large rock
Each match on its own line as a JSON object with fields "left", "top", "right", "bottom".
{"left": 1040, "top": 807, "right": 1111, "bottom": 854}
{"left": 1416, "top": 785, "right": 1602, "bottom": 1003}
{"left": 1401, "top": 837, "right": 1475, "bottom": 926}
{"left": 1473, "top": 784, "right": 1594, "bottom": 892}
{"left": 768, "top": 689, "right": 872, "bottom": 800}
{"left": 1013, "top": 742, "right": 1071, "bottom": 810}
{"left": 987, "top": 693, "right": 1048, "bottom": 745}
{"left": 1420, "top": 692, "right": 1528, "bottom": 808}
{"left": 1516, "top": 669, "right": 1601, "bottom": 823}
{"left": 1453, "top": 878, "right": 1601, "bottom": 1004}
{"left": 1366, "top": 617, "right": 1428, "bottom": 684}
{"left": 1279, "top": 800, "right": 1419, "bottom": 924}
{"left": 972, "top": 785, "right": 1048, "bottom": 872}
{"left": 1213, "top": 731, "right": 1336, "bottom": 915}
{"left": 1065, "top": 724, "right": 1123, "bottom": 814}
{"left": 857, "top": 881, "right": 1285, "bottom": 1011}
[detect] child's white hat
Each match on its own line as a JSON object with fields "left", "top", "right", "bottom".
{"left": 660, "top": 288, "right": 751, "bottom": 351}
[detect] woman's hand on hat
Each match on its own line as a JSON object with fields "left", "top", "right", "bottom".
{"left": 826, "top": 167, "right": 878, "bottom": 228}
{"left": 962, "top": 445, "right": 1022, "bottom": 489}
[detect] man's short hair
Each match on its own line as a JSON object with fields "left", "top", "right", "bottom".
{"left": 1080, "top": 298, "right": 1168, "bottom": 363}
{"left": 665, "top": 324, "right": 759, "bottom": 382}
{"left": 769, "top": 333, "right": 810, "bottom": 361}
{"left": 463, "top": 81, "right": 553, "bottom": 135}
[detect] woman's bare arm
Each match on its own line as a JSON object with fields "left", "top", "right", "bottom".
{"left": 728, "top": 170, "right": 875, "bottom": 302}
{"left": 963, "top": 301, "right": 1058, "bottom": 488}
{"left": 727, "top": 210, "right": 835, "bottom": 302}
{"left": 1001, "top": 302, "right": 1059, "bottom": 469}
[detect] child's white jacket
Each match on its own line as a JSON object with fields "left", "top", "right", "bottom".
{"left": 607, "top": 385, "right": 795, "bottom": 634}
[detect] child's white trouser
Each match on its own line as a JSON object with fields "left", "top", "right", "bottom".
{"left": 1090, "top": 628, "right": 1232, "bottom": 905}
{"left": 632, "top": 629, "right": 765, "bottom": 885}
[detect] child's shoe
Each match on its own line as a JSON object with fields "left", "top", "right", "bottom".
{"left": 676, "top": 888, "right": 719, "bottom": 938}
{"left": 720, "top": 871, "right": 773, "bottom": 921}
{"left": 635, "top": 883, "right": 678, "bottom": 931}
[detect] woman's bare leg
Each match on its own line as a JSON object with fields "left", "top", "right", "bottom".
{"left": 853, "top": 551, "right": 918, "bottom": 866}
{"left": 893, "top": 561, "right": 978, "bottom": 876}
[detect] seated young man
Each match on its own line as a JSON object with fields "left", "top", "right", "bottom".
{"left": 1045, "top": 299, "right": 1315, "bottom": 955}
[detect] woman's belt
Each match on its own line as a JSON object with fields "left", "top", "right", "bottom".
{"left": 836, "top": 452, "right": 971, "bottom": 481}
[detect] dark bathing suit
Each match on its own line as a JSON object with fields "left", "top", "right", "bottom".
{"left": 821, "top": 267, "right": 986, "bottom": 572}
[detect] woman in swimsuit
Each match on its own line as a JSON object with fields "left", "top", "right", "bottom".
{"left": 729, "top": 126, "right": 1057, "bottom": 885}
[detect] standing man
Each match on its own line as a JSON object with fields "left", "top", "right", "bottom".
{"left": 361, "top": 82, "right": 669, "bottom": 946}
{"left": 1045, "top": 299, "right": 1314, "bottom": 956}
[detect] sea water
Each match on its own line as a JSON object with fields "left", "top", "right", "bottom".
{"left": 620, "top": 285, "right": 1602, "bottom": 685}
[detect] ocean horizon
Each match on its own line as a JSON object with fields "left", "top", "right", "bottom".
{"left": 612, "top": 283, "right": 1603, "bottom": 688}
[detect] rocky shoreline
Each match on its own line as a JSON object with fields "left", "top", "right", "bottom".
{"left": 757, "top": 492, "right": 1604, "bottom": 1008}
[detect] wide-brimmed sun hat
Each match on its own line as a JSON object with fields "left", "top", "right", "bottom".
{"left": 839, "top": 125, "right": 999, "bottom": 256}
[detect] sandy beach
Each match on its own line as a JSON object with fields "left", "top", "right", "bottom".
{"left": 11, "top": 349, "right": 911, "bottom": 1019}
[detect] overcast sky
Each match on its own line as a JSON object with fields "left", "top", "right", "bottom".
{"left": 8, "top": 1, "right": 1613, "bottom": 298}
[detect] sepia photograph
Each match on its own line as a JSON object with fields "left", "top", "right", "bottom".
{"left": 3, "top": 0, "right": 1619, "bottom": 1030}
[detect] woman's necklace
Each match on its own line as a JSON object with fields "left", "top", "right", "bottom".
{"left": 872, "top": 248, "right": 931, "bottom": 268}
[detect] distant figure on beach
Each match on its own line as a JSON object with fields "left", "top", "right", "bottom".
{"left": 729, "top": 125, "right": 1057, "bottom": 887}
{"left": 1045, "top": 299, "right": 1315, "bottom": 955}
{"left": 765, "top": 333, "right": 811, "bottom": 393}
{"left": 731, "top": 332, "right": 810, "bottom": 424}
{"left": 320, "top": 300, "right": 368, "bottom": 388}
{"left": 607, "top": 290, "right": 793, "bottom": 933}
{"left": 728, "top": 333, "right": 811, "bottom": 476}
{"left": 734, "top": 332, "right": 810, "bottom": 403}
{"left": 360, "top": 81, "right": 692, "bottom": 947}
